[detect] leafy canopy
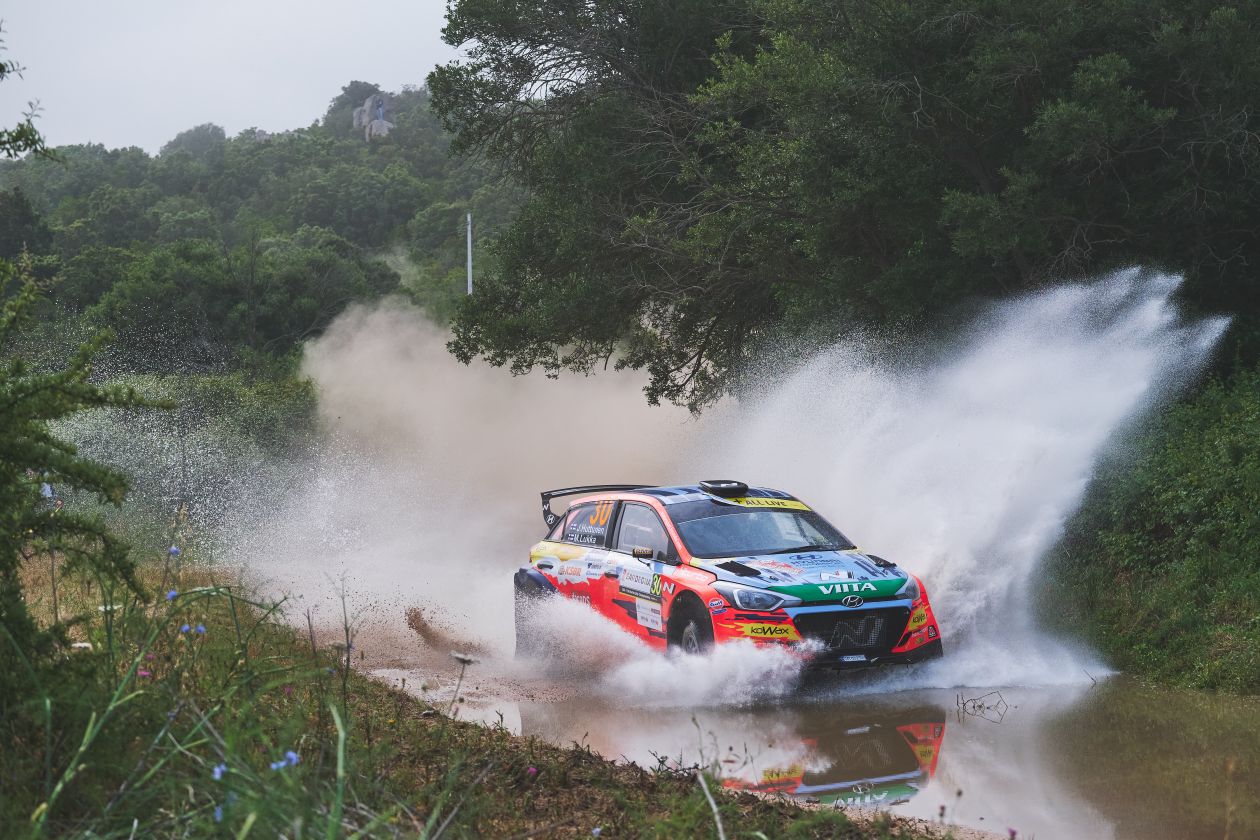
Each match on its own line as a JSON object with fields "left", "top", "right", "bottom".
{"left": 432, "top": 0, "right": 1260, "bottom": 408}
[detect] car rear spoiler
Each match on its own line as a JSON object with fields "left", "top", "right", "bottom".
{"left": 541, "top": 485, "right": 652, "bottom": 529}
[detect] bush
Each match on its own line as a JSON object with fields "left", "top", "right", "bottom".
{"left": 1046, "top": 366, "right": 1260, "bottom": 692}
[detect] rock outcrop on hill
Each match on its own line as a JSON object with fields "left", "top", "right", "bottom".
{"left": 353, "top": 93, "right": 395, "bottom": 141}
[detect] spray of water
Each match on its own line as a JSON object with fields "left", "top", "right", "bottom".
{"left": 689, "top": 269, "right": 1227, "bottom": 689}
{"left": 183, "top": 270, "right": 1225, "bottom": 702}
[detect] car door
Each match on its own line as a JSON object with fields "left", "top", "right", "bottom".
{"left": 602, "top": 502, "right": 678, "bottom": 643}
{"left": 543, "top": 499, "right": 616, "bottom": 606}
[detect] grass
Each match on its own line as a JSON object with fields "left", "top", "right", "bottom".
{"left": 7, "top": 546, "right": 944, "bottom": 839}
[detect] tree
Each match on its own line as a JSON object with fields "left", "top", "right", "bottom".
{"left": 0, "top": 186, "right": 52, "bottom": 260}
{"left": 1, "top": 261, "right": 143, "bottom": 693}
{"left": 432, "top": 0, "right": 1260, "bottom": 408}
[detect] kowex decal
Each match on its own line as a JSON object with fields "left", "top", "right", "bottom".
{"left": 739, "top": 623, "right": 802, "bottom": 641}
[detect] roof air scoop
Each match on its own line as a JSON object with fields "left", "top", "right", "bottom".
{"left": 700, "top": 479, "right": 748, "bottom": 498}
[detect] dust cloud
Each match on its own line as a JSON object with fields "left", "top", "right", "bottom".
{"left": 231, "top": 301, "right": 694, "bottom": 651}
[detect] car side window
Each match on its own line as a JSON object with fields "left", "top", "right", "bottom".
{"left": 615, "top": 503, "right": 672, "bottom": 559}
{"left": 562, "top": 501, "right": 615, "bottom": 547}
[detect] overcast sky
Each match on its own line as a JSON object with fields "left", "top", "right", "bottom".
{"left": 0, "top": 1, "right": 463, "bottom": 153}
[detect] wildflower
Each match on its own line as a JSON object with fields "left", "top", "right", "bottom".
{"left": 213, "top": 805, "right": 223, "bottom": 823}
{"left": 212, "top": 762, "right": 227, "bottom": 780}
{"left": 137, "top": 669, "right": 152, "bottom": 678}
{"left": 169, "top": 546, "right": 181, "bottom": 556}
{"left": 180, "top": 623, "right": 191, "bottom": 633}
{"left": 526, "top": 766, "right": 537, "bottom": 777}
{"left": 195, "top": 624, "right": 206, "bottom": 634}
{"left": 166, "top": 590, "right": 178, "bottom": 601}
{"left": 145, "top": 653, "right": 155, "bottom": 661}
{"left": 282, "top": 684, "right": 294, "bottom": 696}
{"left": 271, "top": 750, "right": 300, "bottom": 770}
{"left": 591, "top": 829, "right": 602, "bottom": 837}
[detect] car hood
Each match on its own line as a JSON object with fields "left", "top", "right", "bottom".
{"left": 697, "top": 549, "right": 910, "bottom": 602}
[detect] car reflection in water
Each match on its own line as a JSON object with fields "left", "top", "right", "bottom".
{"left": 718, "top": 706, "right": 945, "bottom": 808}
{"left": 518, "top": 699, "right": 947, "bottom": 812}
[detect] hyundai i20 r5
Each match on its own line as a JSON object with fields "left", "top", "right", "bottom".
{"left": 514, "top": 481, "right": 943, "bottom": 667}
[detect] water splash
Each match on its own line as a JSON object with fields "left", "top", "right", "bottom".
{"left": 688, "top": 269, "right": 1227, "bottom": 688}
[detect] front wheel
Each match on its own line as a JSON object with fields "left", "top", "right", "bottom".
{"left": 670, "top": 601, "right": 714, "bottom": 655}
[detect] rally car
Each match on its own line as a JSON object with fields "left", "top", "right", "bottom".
{"left": 720, "top": 708, "right": 947, "bottom": 807}
{"left": 514, "top": 480, "right": 942, "bottom": 667}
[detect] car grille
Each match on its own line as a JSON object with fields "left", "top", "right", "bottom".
{"left": 794, "top": 607, "right": 910, "bottom": 653}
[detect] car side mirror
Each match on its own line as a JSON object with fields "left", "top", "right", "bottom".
{"left": 631, "top": 546, "right": 654, "bottom": 560}
{"left": 657, "top": 549, "right": 680, "bottom": 565}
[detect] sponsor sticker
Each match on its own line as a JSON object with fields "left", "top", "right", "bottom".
{"left": 635, "top": 599, "right": 663, "bottom": 632}
{"left": 908, "top": 606, "right": 928, "bottom": 630}
{"left": 649, "top": 574, "right": 676, "bottom": 598}
{"left": 620, "top": 567, "right": 654, "bottom": 595}
{"left": 841, "top": 654, "right": 867, "bottom": 663}
{"left": 818, "top": 582, "right": 877, "bottom": 595}
{"left": 557, "top": 564, "right": 586, "bottom": 584}
{"left": 728, "top": 497, "right": 811, "bottom": 511}
{"left": 739, "top": 623, "right": 802, "bottom": 641}
{"left": 708, "top": 598, "right": 725, "bottom": 609}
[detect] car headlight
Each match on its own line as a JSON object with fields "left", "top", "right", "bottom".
{"left": 896, "top": 576, "right": 921, "bottom": 602}
{"left": 712, "top": 582, "right": 801, "bottom": 612}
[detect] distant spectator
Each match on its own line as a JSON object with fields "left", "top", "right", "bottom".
{"left": 33, "top": 470, "right": 62, "bottom": 511}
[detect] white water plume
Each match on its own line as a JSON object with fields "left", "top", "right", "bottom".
{"left": 689, "top": 268, "right": 1227, "bottom": 688}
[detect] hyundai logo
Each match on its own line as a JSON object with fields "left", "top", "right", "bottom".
{"left": 840, "top": 595, "right": 864, "bottom": 608}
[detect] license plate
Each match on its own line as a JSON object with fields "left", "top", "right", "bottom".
{"left": 841, "top": 654, "right": 866, "bottom": 663}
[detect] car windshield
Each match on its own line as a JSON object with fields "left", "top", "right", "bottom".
{"left": 667, "top": 499, "right": 855, "bottom": 559}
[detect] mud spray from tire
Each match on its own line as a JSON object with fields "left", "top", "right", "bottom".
{"left": 221, "top": 269, "right": 1224, "bottom": 707}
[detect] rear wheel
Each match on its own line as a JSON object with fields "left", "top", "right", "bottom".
{"left": 669, "top": 599, "right": 714, "bottom": 655}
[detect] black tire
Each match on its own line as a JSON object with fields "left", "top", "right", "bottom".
{"left": 669, "top": 599, "right": 714, "bottom": 655}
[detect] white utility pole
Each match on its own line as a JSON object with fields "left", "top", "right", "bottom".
{"left": 466, "top": 213, "right": 473, "bottom": 295}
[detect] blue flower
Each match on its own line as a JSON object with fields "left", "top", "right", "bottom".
{"left": 591, "top": 829, "right": 602, "bottom": 837}
{"left": 196, "top": 624, "right": 206, "bottom": 634}
{"left": 270, "top": 750, "right": 300, "bottom": 770}
{"left": 213, "top": 805, "right": 223, "bottom": 823}
{"left": 212, "top": 762, "right": 227, "bottom": 780}
{"left": 169, "top": 546, "right": 182, "bottom": 556}
{"left": 166, "top": 590, "right": 178, "bottom": 601}
{"left": 180, "top": 623, "right": 191, "bottom": 633}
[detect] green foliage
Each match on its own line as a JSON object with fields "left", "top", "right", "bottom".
{"left": 0, "top": 259, "right": 148, "bottom": 713}
{"left": 0, "top": 80, "right": 516, "bottom": 348}
{"left": 433, "top": 0, "right": 1260, "bottom": 408}
{"left": 1046, "top": 366, "right": 1260, "bottom": 692}
{"left": 0, "top": 186, "right": 52, "bottom": 260}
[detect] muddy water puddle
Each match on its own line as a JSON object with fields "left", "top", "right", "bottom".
{"left": 382, "top": 667, "right": 1259, "bottom": 840}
